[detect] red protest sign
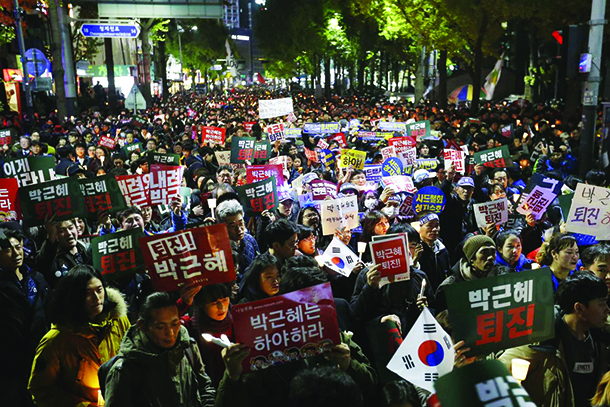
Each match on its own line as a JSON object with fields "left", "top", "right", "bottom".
{"left": 244, "top": 121, "right": 256, "bottom": 133}
{"left": 304, "top": 147, "right": 319, "bottom": 163}
{"left": 202, "top": 126, "right": 226, "bottom": 146}
{"left": 389, "top": 136, "right": 417, "bottom": 155}
{"left": 140, "top": 224, "right": 236, "bottom": 292}
{"left": 246, "top": 164, "right": 285, "bottom": 185}
{"left": 370, "top": 236, "right": 409, "bottom": 278}
{"left": 116, "top": 174, "right": 150, "bottom": 207}
{"left": 149, "top": 164, "right": 184, "bottom": 206}
{"left": 232, "top": 282, "right": 341, "bottom": 373}
{"left": 327, "top": 133, "right": 347, "bottom": 148}
{"left": 0, "top": 129, "right": 12, "bottom": 146}
{"left": 0, "top": 178, "right": 21, "bottom": 221}
{"left": 310, "top": 179, "right": 337, "bottom": 201}
{"left": 98, "top": 135, "right": 116, "bottom": 149}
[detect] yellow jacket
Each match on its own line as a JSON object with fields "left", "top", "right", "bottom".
{"left": 28, "top": 288, "right": 130, "bottom": 407}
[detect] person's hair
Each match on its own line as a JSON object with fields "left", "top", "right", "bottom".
{"left": 138, "top": 292, "right": 177, "bottom": 327}
{"left": 1, "top": 227, "right": 23, "bottom": 243}
{"left": 382, "top": 380, "right": 422, "bottom": 407}
{"left": 289, "top": 366, "right": 363, "bottom": 407}
{"left": 387, "top": 223, "right": 421, "bottom": 244}
{"left": 581, "top": 244, "right": 610, "bottom": 269}
{"left": 495, "top": 229, "right": 521, "bottom": 251}
{"left": 536, "top": 233, "right": 578, "bottom": 266}
{"left": 56, "top": 146, "right": 73, "bottom": 158}
{"left": 117, "top": 206, "right": 143, "bottom": 224}
{"left": 212, "top": 183, "right": 235, "bottom": 199}
{"left": 586, "top": 169, "right": 607, "bottom": 187}
{"left": 592, "top": 371, "right": 610, "bottom": 407}
{"left": 359, "top": 210, "right": 386, "bottom": 243}
{"left": 297, "top": 206, "right": 321, "bottom": 225}
{"left": 488, "top": 183, "right": 506, "bottom": 197}
{"left": 216, "top": 199, "right": 244, "bottom": 223}
{"left": 264, "top": 219, "right": 298, "bottom": 248}
{"left": 279, "top": 256, "right": 327, "bottom": 294}
{"left": 216, "top": 165, "right": 234, "bottom": 175}
{"left": 194, "top": 282, "right": 234, "bottom": 305}
{"left": 556, "top": 271, "right": 608, "bottom": 314}
{"left": 296, "top": 224, "right": 314, "bottom": 241}
{"left": 48, "top": 265, "right": 113, "bottom": 326}
{"left": 240, "top": 253, "right": 280, "bottom": 297}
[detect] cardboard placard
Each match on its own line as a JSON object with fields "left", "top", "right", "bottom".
{"left": 236, "top": 177, "right": 278, "bottom": 215}
{"left": 79, "top": 175, "right": 127, "bottom": 220}
{"left": 473, "top": 198, "right": 509, "bottom": 228}
{"left": 405, "top": 120, "right": 430, "bottom": 139}
{"left": 19, "top": 178, "right": 87, "bottom": 226}
{"left": 370, "top": 236, "right": 409, "bottom": 278}
{"left": 116, "top": 174, "right": 150, "bottom": 207}
{"left": 0, "top": 178, "right": 20, "bottom": 221}
{"left": 92, "top": 228, "right": 146, "bottom": 278}
{"left": 473, "top": 146, "right": 512, "bottom": 168}
{"left": 258, "top": 97, "right": 294, "bottom": 119}
{"left": 230, "top": 137, "right": 256, "bottom": 164}
{"left": 565, "top": 183, "right": 610, "bottom": 239}
{"left": 149, "top": 164, "right": 184, "bottom": 206}
{"left": 320, "top": 196, "right": 358, "bottom": 235}
{"left": 202, "top": 126, "right": 226, "bottom": 146}
{"left": 338, "top": 148, "right": 366, "bottom": 170}
{"left": 2, "top": 156, "right": 56, "bottom": 187}
{"left": 98, "top": 135, "right": 116, "bottom": 149}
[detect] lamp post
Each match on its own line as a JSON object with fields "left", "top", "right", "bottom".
{"left": 13, "top": 0, "right": 33, "bottom": 121}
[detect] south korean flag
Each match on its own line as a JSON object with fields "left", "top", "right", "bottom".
{"left": 387, "top": 307, "right": 455, "bottom": 393}
{"left": 319, "top": 237, "right": 358, "bottom": 277}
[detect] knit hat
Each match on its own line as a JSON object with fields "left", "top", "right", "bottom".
{"left": 463, "top": 235, "right": 496, "bottom": 262}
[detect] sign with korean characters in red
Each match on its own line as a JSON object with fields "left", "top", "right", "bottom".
{"left": 79, "top": 175, "right": 127, "bottom": 220}
{"left": 149, "top": 164, "right": 184, "bottom": 206}
{"left": 244, "top": 121, "right": 256, "bottom": 133}
{"left": 116, "top": 174, "right": 150, "bottom": 207}
{"left": 246, "top": 164, "right": 285, "bottom": 185}
{"left": 369, "top": 235, "right": 409, "bottom": 279}
{"left": 19, "top": 178, "right": 87, "bottom": 227}
{"left": 202, "top": 126, "right": 226, "bottom": 146}
{"left": 98, "top": 135, "right": 116, "bottom": 149}
{"left": 236, "top": 176, "right": 278, "bottom": 215}
{"left": 444, "top": 269, "right": 554, "bottom": 356}
{"left": 389, "top": 136, "right": 417, "bottom": 158}
{"left": 0, "top": 178, "right": 20, "bottom": 221}
{"left": 266, "top": 123, "right": 285, "bottom": 142}
{"left": 92, "top": 228, "right": 146, "bottom": 278}
{"left": 443, "top": 149, "right": 465, "bottom": 174}
{"left": 232, "top": 282, "right": 341, "bottom": 373}
{"left": 473, "top": 145, "right": 512, "bottom": 168}
{"left": 140, "top": 224, "right": 236, "bottom": 292}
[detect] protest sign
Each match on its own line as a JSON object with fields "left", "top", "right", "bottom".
{"left": 92, "top": 228, "right": 146, "bottom": 278}
{"left": 382, "top": 175, "right": 416, "bottom": 194}
{"left": 303, "top": 122, "right": 341, "bottom": 134}
{"left": 406, "top": 121, "right": 430, "bottom": 139}
{"left": 147, "top": 151, "right": 181, "bottom": 167}
{"left": 122, "top": 142, "right": 143, "bottom": 159}
{"left": 304, "top": 147, "right": 319, "bottom": 163}
{"left": 243, "top": 121, "right": 256, "bottom": 133}
{"left": 253, "top": 140, "right": 271, "bottom": 163}
{"left": 389, "top": 136, "right": 417, "bottom": 163}
{"left": 402, "top": 147, "right": 417, "bottom": 167}
{"left": 399, "top": 193, "right": 416, "bottom": 219}
{"left": 412, "top": 159, "right": 439, "bottom": 171}
{"left": 435, "top": 360, "right": 536, "bottom": 407}
{"left": 565, "top": 183, "right": 610, "bottom": 239}
{"left": 317, "top": 139, "right": 329, "bottom": 149}
{"left": 516, "top": 185, "right": 557, "bottom": 220}
{"left": 98, "top": 135, "right": 116, "bottom": 149}
{"left": 19, "top": 178, "right": 87, "bottom": 226}
{"left": 382, "top": 158, "right": 403, "bottom": 177}
{"left": 131, "top": 115, "right": 147, "bottom": 129}
{"left": 473, "top": 198, "right": 509, "bottom": 228}
{"left": 202, "top": 126, "right": 226, "bottom": 146}
{"left": 258, "top": 97, "right": 294, "bottom": 119}
{"left": 473, "top": 145, "right": 512, "bottom": 168}
{"left": 338, "top": 148, "right": 366, "bottom": 169}
{"left": 558, "top": 193, "right": 574, "bottom": 222}
{"left": 232, "top": 282, "right": 341, "bottom": 373}
{"left": 357, "top": 131, "right": 393, "bottom": 141}
{"left": 0, "top": 178, "right": 20, "bottom": 221}
{"left": 349, "top": 118, "right": 361, "bottom": 129}
{"left": 443, "top": 149, "right": 465, "bottom": 174}
{"left": 445, "top": 269, "right": 555, "bottom": 356}
{"left": 310, "top": 180, "right": 338, "bottom": 201}
{"left": 363, "top": 164, "right": 382, "bottom": 183}
{"left": 381, "top": 146, "right": 397, "bottom": 161}
{"left": 230, "top": 137, "right": 256, "bottom": 163}
{"left": 318, "top": 237, "right": 359, "bottom": 277}
{"left": 215, "top": 151, "right": 231, "bottom": 166}
{"left": 500, "top": 123, "right": 514, "bottom": 138}
{"left": 521, "top": 173, "right": 563, "bottom": 197}
{"left": 236, "top": 177, "right": 278, "bottom": 215}
{"left": 378, "top": 121, "right": 407, "bottom": 132}
{"left": 116, "top": 174, "right": 150, "bottom": 207}
{"left": 320, "top": 196, "right": 358, "bottom": 235}
{"left": 286, "top": 112, "right": 297, "bottom": 123}
{"left": 79, "top": 175, "right": 127, "bottom": 219}
{"left": 0, "top": 128, "right": 12, "bottom": 146}
{"left": 246, "top": 165, "right": 285, "bottom": 185}
{"left": 266, "top": 123, "right": 285, "bottom": 142}
{"left": 319, "top": 149, "right": 335, "bottom": 168}
{"left": 140, "top": 224, "right": 236, "bottom": 292}
{"left": 284, "top": 128, "right": 302, "bottom": 138}
{"left": 157, "top": 187, "right": 192, "bottom": 217}
{"left": 387, "top": 307, "right": 454, "bottom": 393}
{"left": 2, "top": 156, "right": 56, "bottom": 187}
{"left": 413, "top": 186, "right": 445, "bottom": 214}
{"left": 149, "top": 164, "right": 184, "bottom": 206}
{"left": 370, "top": 235, "right": 409, "bottom": 278}
{"left": 327, "top": 132, "right": 347, "bottom": 148}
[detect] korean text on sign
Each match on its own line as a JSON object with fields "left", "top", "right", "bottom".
{"left": 474, "top": 146, "right": 511, "bottom": 168}
{"left": 338, "top": 149, "right": 366, "bottom": 170}
{"left": 2, "top": 156, "right": 56, "bottom": 187}
{"left": 474, "top": 198, "right": 509, "bottom": 228}
{"left": 565, "top": 182, "right": 610, "bottom": 239}
{"left": 92, "top": 228, "right": 145, "bottom": 277}
{"left": 0, "top": 178, "right": 19, "bottom": 221}
{"left": 232, "top": 282, "right": 341, "bottom": 373}
{"left": 116, "top": 174, "right": 150, "bottom": 207}
{"left": 266, "top": 123, "right": 285, "bottom": 142}
{"left": 19, "top": 178, "right": 87, "bottom": 226}
{"left": 140, "top": 224, "right": 236, "bottom": 292}
{"left": 413, "top": 186, "right": 445, "bottom": 214}
{"left": 370, "top": 236, "right": 409, "bottom": 278}
{"left": 149, "top": 165, "right": 184, "bottom": 206}
{"left": 444, "top": 269, "right": 554, "bottom": 356}
{"left": 202, "top": 126, "right": 226, "bottom": 146}
{"left": 236, "top": 177, "right": 278, "bottom": 214}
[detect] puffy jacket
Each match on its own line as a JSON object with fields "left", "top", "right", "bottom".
{"left": 104, "top": 325, "right": 216, "bottom": 407}
{"left": 28, "top": 288, "right": 130, "bottom": 407}
{"left": 35, "top": 239, "right": 93, "bottom": 288}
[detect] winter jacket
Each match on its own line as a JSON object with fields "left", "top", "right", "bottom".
{"left": 418, "top": 239, "right": 452, "bottom": 293}
{"left": 35, "top": 239, "right": 93, "bottom": 288}
{"left": 215, "top": 332, "right": 377, "bottom": 407}
{"left": 495, "top": 252, "right": 533, "bottom": 273}
{"left": 104, "top": 325, "right": 216, "bottom": 407}
{"left": 438, "top": 179, "right": 477, "bottom": 261}
{"left": 28, "top": 288, "right": 130, "bottom": 407}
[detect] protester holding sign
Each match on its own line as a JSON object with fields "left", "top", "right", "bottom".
{"left": 494, "top": 230, "right": 533, "bottom": 273}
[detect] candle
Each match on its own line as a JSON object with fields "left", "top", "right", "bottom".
{"left": 201, "top": 333, "right": 231, "bottom": 348}
{"left": 511, "top": 358, "right": 530, "bottom": 382}
{"left": 207, "top": 198, "right": 217, "bottom": 219}
{"left": 357, "top": 242, "right": 367, "bottom": 261}
{"left": 98, "top": 389, "right": 105, "bottom": 406}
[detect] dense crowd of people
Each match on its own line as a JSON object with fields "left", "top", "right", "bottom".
{"left": 1, "top": 88, "right": 610, "bottom": 407}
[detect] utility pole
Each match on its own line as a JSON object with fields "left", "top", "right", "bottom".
{"left": 579, "top": 0, "right": 607, "bottom": 178}
{"left": 13, "top": 0, "right": 33, "bottom": 121}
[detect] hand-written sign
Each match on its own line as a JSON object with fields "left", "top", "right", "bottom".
{"left": 236, "top": 177, "right": 278, "bottom": 215}
{"left": 445, "top": 269, "right": 555, "bottom": 356}
{"left": 474, "top": 198, "right": 509, "bottom": 228}
{"left": 232, "top": 282, "right": 341, "bottom": 373}
{"left": 338, "top": 149, "right": 366, "bottom": 170}
{"left": 320, "top": 195, "right": 358, "bottom": 235}
{"left": 140, "top": 224, "right": 236, "bottom": 292}
{"left": 19, "top": 177, "right": 87, "bottom": 226}
{"left": 92, "top": 228, "right": 146, "bottom": 278}
{"left": 259, "top": 97, "right": 294, "bottom": 119}
{"left": 2, "top": 156, "right": 56, "bottom": 187}
{"left": 565, "top": 182, "right": 610, "bottom": 239}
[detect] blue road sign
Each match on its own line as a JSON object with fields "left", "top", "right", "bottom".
{"left": 80, "top": 24, "right": 140, "bottom": 38}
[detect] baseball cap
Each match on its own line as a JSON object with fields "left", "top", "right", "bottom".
{"left": 457, "top": 177, "right": 475, "bottom": 188}
{"left": 413, "top": 169, "right": 437, "bottom": 184}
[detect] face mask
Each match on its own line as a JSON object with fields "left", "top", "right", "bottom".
{"left": 382, "top": 207, "right": 399, "bottom": 218}
{"left": 364, "top": 198, "right": 377, "bottom": 209}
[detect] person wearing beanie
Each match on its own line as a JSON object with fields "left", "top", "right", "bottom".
{"left": 434, "top": 234, "right": 497, "bottom": 311}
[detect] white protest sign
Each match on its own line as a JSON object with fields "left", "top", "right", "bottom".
{"left": 258, "top": 97, "right": 294, "bottom": 119}
{"left": 320, "top": 195, "right": 359, "bottom": 235}
{"left": 516, "top": 185, "right": 557, "bottom": 220}
{"left": 473, "top": 198, "right": 509, "bottom": 228}
{"left": 565, "top": 183, "right": 610, "bottom": 239}
{"left": 443, "top": 149, "right": 465, "bottom": 174}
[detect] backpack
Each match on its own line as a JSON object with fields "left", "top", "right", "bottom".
{"left": 98, "top": 340, "right": 197, "bottom": 399}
